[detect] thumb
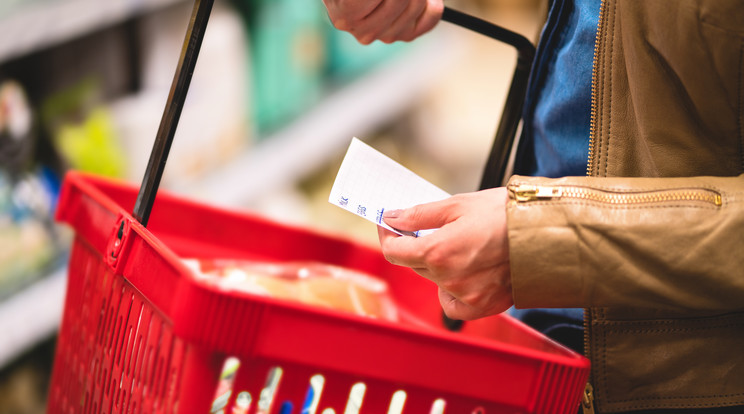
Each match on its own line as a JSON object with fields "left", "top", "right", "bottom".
{"left": 382, "top": 198, "right": 456, "bottom": 232}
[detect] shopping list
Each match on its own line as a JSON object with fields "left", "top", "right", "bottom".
{"left": 329, "top": 138, "right": 451, "bottom": 237}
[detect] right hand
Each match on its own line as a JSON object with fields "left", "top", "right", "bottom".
{"left": 322, "top": 0, "right": 444, "bottom": 44}
{"left": 377, "top": 188, "right": 513, "bottom": 321}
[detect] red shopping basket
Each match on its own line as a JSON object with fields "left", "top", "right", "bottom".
{"left": 49, "top": 172, "right": 589, "bottom": 414}
{"left": 47, "top": 0, "right": 589, "bottom": 412}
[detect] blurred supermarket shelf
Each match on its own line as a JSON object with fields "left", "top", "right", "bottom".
{"left": 0, "top": 27, "right": 465, "bottom": 370}
{"left": 0, "top": 0, "right": 187, "bottom": 63}
{"left": 176, "top": 28, "right": 465, "bottom": 208}
{"left": 0, "top": 266, "right": 66, "bottom": 368}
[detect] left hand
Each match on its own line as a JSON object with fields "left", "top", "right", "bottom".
{"left": 378, "top": 187, "right": 512, "bottom": 320}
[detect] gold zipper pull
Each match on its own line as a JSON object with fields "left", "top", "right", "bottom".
{"left": 582, "top": 382, "right": 595, "bottom": 414}
{"left": 510, "top": 184, "right": 563, "bottom": 202}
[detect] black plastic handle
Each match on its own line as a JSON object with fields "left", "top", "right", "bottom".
{"left": 439, "top": 7, "right": 536, "bottom": 331}
{"left": 132, "top": 4, "right": 533, "bottom": 227}
{"left": 133, "top": 0, "right": 215, "bottom": 227}
{"left": 440, "top": 7, "right": 535, "bottom": 190}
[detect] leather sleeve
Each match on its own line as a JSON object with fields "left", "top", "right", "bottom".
{"left": 505, "top": 174, "right": 744, "bottom": 312}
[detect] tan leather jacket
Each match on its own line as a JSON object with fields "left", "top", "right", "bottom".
{"left": 505, "top": 1, "right": 744, "bottom": 412}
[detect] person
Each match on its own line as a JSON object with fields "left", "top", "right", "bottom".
{"left": 322, "top": 0, "right": 744, "bottom": 412}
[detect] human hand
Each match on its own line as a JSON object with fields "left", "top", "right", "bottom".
{"left": 322, "top": 0, "right": 444, "bottom": 44}
{"left": 378, "top": 188, "right": 512, "bottom": 320}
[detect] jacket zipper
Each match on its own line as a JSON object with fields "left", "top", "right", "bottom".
{"left": 582, "top": 382, "right": 596, "bottom": 414}
{"left": 584, "top": 0, "right": 605, "bottom": 410}
{"left": 510, "top": 185, "right": 723, "bottom": 206}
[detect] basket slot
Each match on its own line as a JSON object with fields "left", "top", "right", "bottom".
{"left": 123, "top": 300, "right": 154, "bottom": 409}
{"left": 215, "top": 359, "right": 281, "bottom": 414}
{"left": 312, "top": 373, "right": 356, "bottom": 413}
{"left": 354, "top": 381, "right": 409, "bottom": 413}
{"left": 394, "top": 389, "right": 453, "bottom": 413}
{"left": 110, "top": 282, "right": 137, "bottom": 412}
{"left": 267, "top": 366, "right": 320, "bottom": 413}
{"left": 115, "top": 299, "right": 149, "bottom": 412}
{"left": 532, "top": 362, "right": 588, "bottom": 414}
{"left": 142, "top": 281, "right": 163, "bottom": 410}
{"left": 341, "top": 382, "right": 368, "bottom": 414}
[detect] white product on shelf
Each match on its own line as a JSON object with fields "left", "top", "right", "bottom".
{"left": 109, "top": 0, "right": 252, "bottom": 187}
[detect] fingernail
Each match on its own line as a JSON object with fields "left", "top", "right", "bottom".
{"left": 383, "top": 209, "right": 402, "bottom": 218}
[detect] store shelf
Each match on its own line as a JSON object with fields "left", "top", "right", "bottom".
{"left": 0, "top": 0, "right": 187, "bottom": 63}
{"left": 176, "top": 28, "right": 464, "bottom": 208}
{"left": 0, "top": 266, "right": 66, "bottom": 368}
{"left": 0, "top": 28, "right": 464, "bottom": 370}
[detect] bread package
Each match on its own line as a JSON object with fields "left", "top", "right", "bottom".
{"left": 185, "top": 259, "right": 399, "bottom": 322}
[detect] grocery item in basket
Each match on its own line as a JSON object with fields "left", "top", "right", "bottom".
{"left": 185, "top": 259, "right": 399, "bottom": 322}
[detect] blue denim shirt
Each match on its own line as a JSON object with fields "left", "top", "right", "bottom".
{"left": 509, "top": 0, "right": 601, "bottom": 353}
{"left": 515, "top": 0, "right": 600, "bottom": 178}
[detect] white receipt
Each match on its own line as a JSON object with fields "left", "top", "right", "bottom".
{"left": 329, "top": 138, "right": 451, "bottom": 237}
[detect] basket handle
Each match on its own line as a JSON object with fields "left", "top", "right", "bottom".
{"left": 439, "top": 7, "right": 535, "bottom": 331}
{"left": 440, "top": 7, "right": 535, "bottom": 190}
{"left": 131, "top": 4, "right": 532, "bottom": 227}
{"left": 133, "top": 0, "right": 215, "bottom": 227}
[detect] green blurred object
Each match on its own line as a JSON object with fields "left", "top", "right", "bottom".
{"left": 324, "top": 20, "right": 408, "bottom": 82}
{"left": 240, "top": 0, "right": 327, "bottom": 134}
{"left": 41, "top": 79, "right": 126, "bottom": 178}
{"left": 55, "top": 108, "right": 125, "bottom": 178}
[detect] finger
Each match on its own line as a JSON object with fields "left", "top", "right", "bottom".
{"left": 325, "top": 0, "right": 383, "bottom": 31}
{"left": 411, "top": 0, "right": 444, "bottom": 39}
{"left": 378, "top": 226, "right": 436, "bottom": 268}
{"left": 351, "top": 0, "right": 409, "bottom": 43}
{"left": 382, "top": 196, "right": 459, "bottom": 232}
{"left": 378, "top": 226, "right": 439, "bottom": 279}
{"left": 391, "top": 0, "right": 443, "bottom": 42}
{"left": 376, "top": 0, "right": 427, "bottom": 43}
{"left": 377, "top": 223, "right": 398, "bottom": 245}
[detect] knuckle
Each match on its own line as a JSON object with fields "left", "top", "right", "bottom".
{"left": 361, "top": 27, "right": 384, "bottom": 44}
{"left": 379, "top": 34, "right": 396, "bottom": 44}
{"left": 424, "top": 243, "right": 450, "bottom": 272}
{"left": 333, "top": 17, "right": 351, "bottom": 31}
{"left": 380, "top": 245, "right": 397, "bottom": 265}
{"left": 358, "top": 35, "right": 375, "bottom": 45}
{"left": 351, "top": 28, "right": 377, "bottom": 45}
{"left": 406, "top": 204, "right": 425, "bottom": 222}
{"left": 399, "top": 31, "right": 416, "bottom": 43}
{"left": 438, "top": 278, "right": 459, "bottom": 295}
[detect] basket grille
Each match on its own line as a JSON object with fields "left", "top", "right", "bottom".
{"left": 48, "top": 238, "right": 186, "bottom": 413}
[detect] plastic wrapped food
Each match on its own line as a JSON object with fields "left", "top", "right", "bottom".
{"left": 185, "top": 259, "right": 399, "bottom": 322}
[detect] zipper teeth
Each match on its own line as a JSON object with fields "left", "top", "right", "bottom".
{"left": 587, "top": 1, "right": 605, "bottom": 177}
{"left": 562, "top": 188, "right": 723, "bottom": 206}
{"left": 585, "top": 1, "right": 606, "bottom": 402}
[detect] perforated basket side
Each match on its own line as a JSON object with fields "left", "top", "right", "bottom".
{"left": 48, "top": 239, "right": 188, "bottom": 413}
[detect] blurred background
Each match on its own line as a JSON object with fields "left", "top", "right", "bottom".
{"left": 0, "top": 0, "right": 542, "bottom": 411}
